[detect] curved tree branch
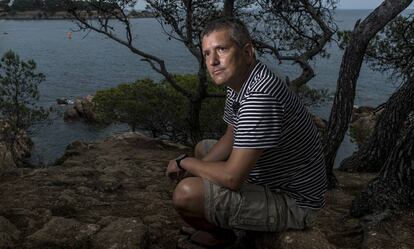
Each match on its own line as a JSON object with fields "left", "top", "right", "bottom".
{"left": 323, "top": 0, "right": 413, "bottom": 188}
{"left": 66, "top": 3, "right": 193, "bottom": 99}
{"left": 254, "top": 0, "right": 335, "bottom": 90}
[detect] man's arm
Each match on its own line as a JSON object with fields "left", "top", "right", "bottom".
{"left": 179, "top": 147, "right": 262, "bottom": 190}
{"left": 165, "top": 124, "right": 234, "bottom": 182}
{"left": 201, "top": 124, "right": 234, "bottom": 162}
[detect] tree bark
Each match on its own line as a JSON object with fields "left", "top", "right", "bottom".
{"left": 340, "top": 77, "right": 414, "bottom": 172}
{"left": 223, "top": 0, "right": 234, "bottom": 17}
{"left": 350, "top": 121, "right": 414, "bottom": 218}
{"left": 323, "top": 0, "right": 413, "bottom": 188}
{"left": 188, "top": 98, "right": 203, "bottom": 145}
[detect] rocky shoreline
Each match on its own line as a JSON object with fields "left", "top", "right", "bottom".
{"left": 0, "top": 10, "right": 155, "bottom": 20}
{"left": 1, "top": 132, "right": 413, "bottom": 249}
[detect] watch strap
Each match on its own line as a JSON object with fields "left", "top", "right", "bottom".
{"left": 175, "top": 154, "right": 188, "bottom": 170}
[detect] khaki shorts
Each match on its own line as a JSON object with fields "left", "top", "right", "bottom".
{"left": 198, "top": 139, "right": 318, "bottom": 232}
{"left": 203, "top": 179, "right": 318, "bottom": 232}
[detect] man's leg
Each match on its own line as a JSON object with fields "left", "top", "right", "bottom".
{"left": 173, "top": 177, "right": 214, "bottom": 231}
{"left": 173, "top": 139, "right": 236, "bottom": 247}
{"left": 174, "top": 139, "right": 217, "bottom": 229}
{"left": 173, "top": 176, "right": 236, "bottom": 246}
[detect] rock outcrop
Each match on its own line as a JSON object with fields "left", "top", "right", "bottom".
{"left": 349, "top": 105, "right": 385, "bottom": 146}
{"left": 0, "top": 121, "right": 33, "bottom": 174}
{"left": 64, "top": 95, "right": 97, "bottom": 123}
{"left": 0, "top": 132, "right": 412, "bottom": 249}
{"left": 351, "top": 106, "right": 383, "bottom": 130}
{"left": 0, "top": 216, "right": 21, "bottom": 248}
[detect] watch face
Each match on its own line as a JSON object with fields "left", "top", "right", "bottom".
{"left": 176, "top": 154, "right": 187, "bottom": 160}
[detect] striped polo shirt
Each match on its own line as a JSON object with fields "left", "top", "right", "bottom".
{"left": 224, "top": 61, "right": 327, "bottom": 209}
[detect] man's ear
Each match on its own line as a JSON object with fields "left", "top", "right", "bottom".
{"left": 243, "top": 43, "right": 255, "bottom": 63}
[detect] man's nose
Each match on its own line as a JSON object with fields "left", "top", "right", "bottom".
{"left": 208, "top": 52, "right": 219, "bottom": 66}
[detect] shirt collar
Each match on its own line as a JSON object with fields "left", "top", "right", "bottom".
{"left": 231, "top": 61, "right": 263, "bottom": 103}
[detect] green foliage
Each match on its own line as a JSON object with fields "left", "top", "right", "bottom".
{"left": 10, "top": 0, "right": 42, "bottom": 11}
{"left": 93, "top": 75, "right": 226, "bottom": 144}
{"left": 365, "top": 14, "right": 414, "bottom": 82}
{"left": 296, "top": 84, "right": 330, "bottom": 107}
{"left": 0, "top": 0, "right": 11, "bottom": 11}
{"left": 337, "top": 14, "right": 414, "bottom": 83}
{"left": 9, "top": 0, "right": 91, "bottom": 12}
{"left": 249, "top": 0, "right": 337, "bottom": 58}
{"left": 349, "top": 125, "right": 373, "bottom": 149}
{"left": 162, "top": 74, "right": 226, "bottom": 136}
{"left": 0, "top": 50, "right": 49, "bottom": 165}
{"left": 336, "top": 30, "right": 352, "bottom": 50}
{"left": 94, "top": 79, "right": 166, "bottom": 133}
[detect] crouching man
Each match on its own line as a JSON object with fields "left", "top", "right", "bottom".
{"left": 166, "top": 18, "right": 327, "bottom": 249}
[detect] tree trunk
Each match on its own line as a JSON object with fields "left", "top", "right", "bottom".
{"left": 223, "top": 0, "right": 234, "bottom": 17}
{"left": 323, "top": 0, "right": 413, "bottom": 188}
{"left": 350, "top": 121, "right": 414, "bottom": 218}
{"left": 340, "top": 77, "right": 414, "bottom": 172}
{"left": 188, "top": 99, "right": 203, "bottom": 145}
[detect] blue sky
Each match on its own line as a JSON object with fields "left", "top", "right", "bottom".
{"left": 337, "top": 0, "right": 414, "bottom": 9}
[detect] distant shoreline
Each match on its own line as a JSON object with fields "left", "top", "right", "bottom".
{"left": 0, "top": 10, "right": 156, "bottom": 20}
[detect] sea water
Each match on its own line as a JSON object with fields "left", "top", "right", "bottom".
{"left": 0, "top": 10, "right": 408, "bottom": 166}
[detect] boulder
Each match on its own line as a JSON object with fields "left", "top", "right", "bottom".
{"left": 309, "top": 113, "right": 327, "bottom": 130}
{"left": 92, "top": 218, "right": 148, "bottom": 249}
{"left": 0, "top": 120, "right": 33, "bottom": 173}
{"left": 178, "top": 229, "right": 336, "bottom": 249}
{"left": 250, "top": 229, "right": 335, "bottom": 249}
{"left": 27, "top": 216, "right": 100, "bottom": 249}
{"left": 64, "top": 95, "right": 97, "bottom": 123}
{"left": 0, "top": 216, "right": 21, "bottom": 249}
{"left": 63, "top": 107, "right": 80, "bottom": 121}
{"left": 81, "top": 95, "right": 97, "bottom": 122}
{"left": 95, "top": 175, "right": 122, "bottom": 193}
{"left": 74, "top": 98, "right": 85, "bottom": 115}
{"left": 56, "top": 98, "right": 70, "bottom": 105}
{"left": 349, "top": 105, "right": 384, "bottom": 147}
{"left": 54, "top": 140, "right": 89, "bottom": 165}
{"left": 0, "top": 143, "right": 16, "bottom": 173}
{"left": 351, "top": 105, "right": 384, "bottom": 125}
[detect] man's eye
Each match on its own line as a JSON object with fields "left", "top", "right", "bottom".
{"left": 217, "top": 47, "right": 227, "bottom": 53}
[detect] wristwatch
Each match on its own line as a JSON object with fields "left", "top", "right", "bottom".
{"left": 175, "top": 154, "right": 188, "bottom": 170}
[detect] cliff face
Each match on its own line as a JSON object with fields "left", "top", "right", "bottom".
{"left": 0, "top": 132, "right": 412, "bottom": 249}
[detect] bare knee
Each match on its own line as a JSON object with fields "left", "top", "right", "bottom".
{"left": 173, "top": 177, "right": 205, "bottom": 216}
{"left": 194, "top": 139, "right": 216, "bottom": 159}
{"left": 194, "top": 141, "right": 206, "bottom": 159}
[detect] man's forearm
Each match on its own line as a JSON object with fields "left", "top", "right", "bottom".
{"left": 181, "top": 148, "right": 262, "bottom": 190}
{"left": 202, "top": 125, "right": 234, "bottom": 162}
{"left": 181, "top": 158, "right": 235, "bottom": 188}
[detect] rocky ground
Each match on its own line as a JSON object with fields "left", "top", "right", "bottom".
{"left": 0, "top": 132, "right": 413, "bottom": 249}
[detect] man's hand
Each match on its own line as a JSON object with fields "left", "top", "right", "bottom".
{"left": 166, "top": 159, "right": 184, "bottom": 182}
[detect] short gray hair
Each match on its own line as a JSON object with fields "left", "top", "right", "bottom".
{"left": 201, "top": 18, "right": 252, "bottom": 47}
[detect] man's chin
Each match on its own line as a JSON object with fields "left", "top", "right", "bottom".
{"left": 212, "top": 78, "right": 226, "bottom": 86}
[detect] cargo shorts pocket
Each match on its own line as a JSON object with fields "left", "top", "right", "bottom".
{"left": 229, "top": 185, "right": 278, "bottom": 231}
{"left": 304, "top": 209, "right": 318, "bottom": 227}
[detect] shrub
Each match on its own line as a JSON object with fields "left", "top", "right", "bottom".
{"left": 0, "top": 50, "right": 49, "bottom": 166}
{"left": 93, "top": 75, "right": 226, "bottom": 144}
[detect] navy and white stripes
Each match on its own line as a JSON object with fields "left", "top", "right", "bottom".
{"left": 224, "top": 61, "right": 327, "bottom": 209}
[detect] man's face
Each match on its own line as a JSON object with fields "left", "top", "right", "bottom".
{"left": 201, "top": 29, "right": 253, "bottom": 89}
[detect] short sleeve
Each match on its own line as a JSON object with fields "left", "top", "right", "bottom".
{"left": 223, "top": 90, "right": 236, "bottom": 126}
{"left": 233, "top": 93, "right": 284, "bottom": 149}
